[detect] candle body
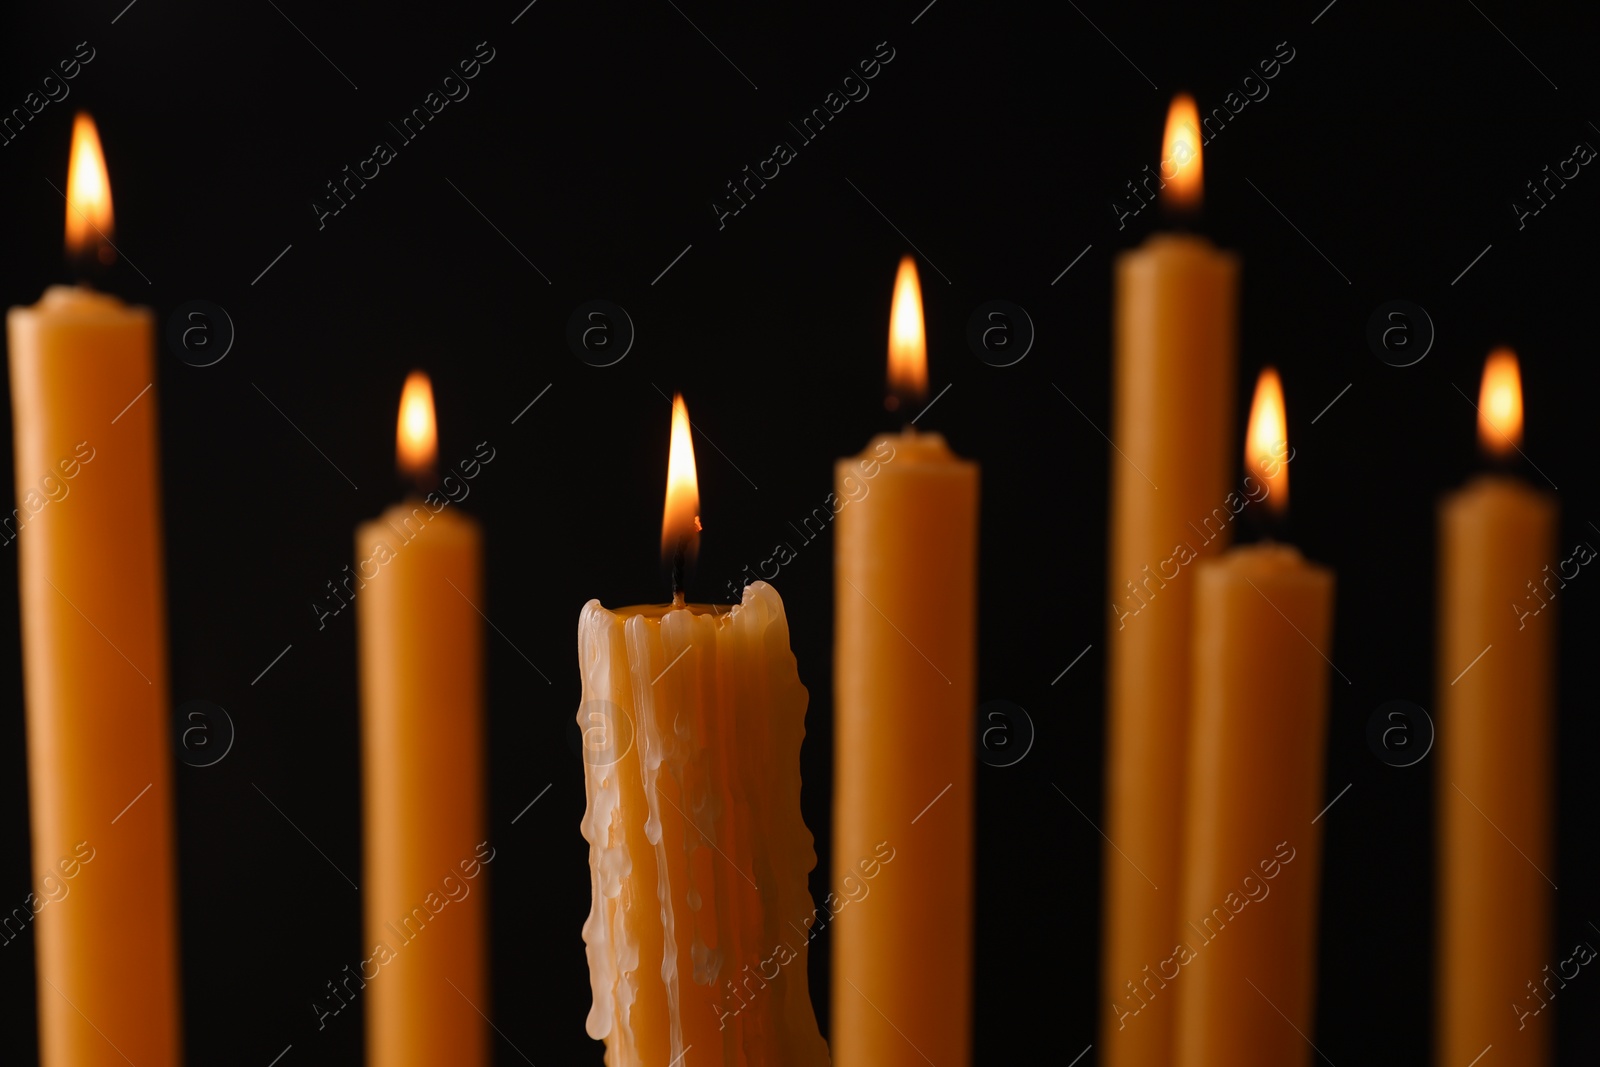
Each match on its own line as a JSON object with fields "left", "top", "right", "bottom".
{"left": 356, "top": 502, "right": 487, "bottom": 1067}
{"left": 832, "top": 430, "right": 978, "bottom": 1067}
{"left": 1174, "top": 543, "right": 1334, "bottom": 1066}
{"left": 7, "top": 286, "right": 181, "bottom": 1066}
{"left": 577, "top": 581, "right": 828, "bottom": 1067}
{"left": 1103, "top": 235, "right": 1238, "bottom": 1064}
{"left": 1436, "top": 476, "right": 1557, "bottom": 1066}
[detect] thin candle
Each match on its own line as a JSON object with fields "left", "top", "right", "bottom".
{"left": 1174, "top": 368, "right": 1335, "bottom": 1066}
{"left": 356, "top": 372, "right": 489, "bottom": 1067}
{"left": 1437, "top": 350, "right": 1556, "bottom": 1066}
{"left": 832, "top": 257, "right": 979, "bottom": 1066}
{"left": 7, "top": 111, "right": 182, "bottom": 1067}
{"left": 1102, "top": 94, "right": 1239, "bottom": 1067}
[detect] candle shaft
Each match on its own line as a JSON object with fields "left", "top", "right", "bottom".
{"left": 1103, "top": 234, "right": 1238, "bottom": 1066}
{"left": 1174, "top": 543, "right": 1334, "bottom": 1066}
{"left": 357, "top": 502, "right": 488, "bottom": 1067}
{"left": 832, "top": 430, "right": 977, "bottom": 1066}
{"left": 1437, "top": 475, "right": 1557, "bottom": 1066}
{"left": 7, "top": 285, "right": 182, "bottom": 1066}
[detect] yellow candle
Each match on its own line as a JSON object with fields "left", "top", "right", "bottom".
{"left": 832, "top": 257, "right": 978, "bottom": 1067}
{"left": 1102, "top": 95, "right": 1238, "bottom": 1066}
{"left": 578, "top": 395, "right": 828, "bottom": 1066}
{"left": 1173, "top": 370, "right": 1334, "bottom": 1067}
{"left": 6, "top": 112, "right": 181, "bottom": 1067}
{"left": 1437, "top": 350, "right": 1556, "bottom": 1066}
{"left": 356, "top": 373, "right": 488, "bottom": 1067}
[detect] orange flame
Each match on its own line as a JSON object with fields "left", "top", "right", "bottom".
{"left": 1478, "top": 348, "right": 1523, "bottom": 456}
{"left": 887, "top": 255, "right": 928, "bottom": 402}
{"left": 66, "top": 112, "right": 114, "bottom": 263}
{"left": 396, "top": 371, "right": 437, "bottom": 480}
{"left": 661, "top": 393, "right": 701, "bottom": 562}
{"left": 1161, "top": 94, "right": 1203, "bottom": 211}
{"left": 1247, "top": 367, "right": 1289, "bottom": 514}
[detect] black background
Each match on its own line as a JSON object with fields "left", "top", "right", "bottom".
{"left": 2, "top": 0, "right": 1599, "bottom": 1063}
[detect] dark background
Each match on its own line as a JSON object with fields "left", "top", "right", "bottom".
{"left": 1, "top": 0, "right": 1598, "bottom": 1063}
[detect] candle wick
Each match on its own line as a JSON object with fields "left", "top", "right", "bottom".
{"left": 670, "top": 536, "right": 687, "bottom": 605}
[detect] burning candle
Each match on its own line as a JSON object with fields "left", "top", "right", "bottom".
{"left": 1172, "top": 369, "right": 1335, "bottom": 1066}
{"left": 356, "top": 372, "right": 489, "bottom": 1067}
{"left": 1102, "top": 94, "right": 1239, "bottom": 1067}
{"left": 6, "top": 111, "right": 182, "bottom": 1067}
{"left": 577, "top": 395, "right": 828, "bottom": 1066}
{"left": 832, "top": 256, "right": 979, "bottom": 1067}
{"left": 1437, "top": 350, "right": 1557, "bottom": 1066}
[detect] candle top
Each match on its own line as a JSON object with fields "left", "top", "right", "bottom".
{"left": 16, "top": 284, "right": 141, "bottom": 319}
{"left": 847, "top": 429, "right": 972, "bottom": 468}
{"left": 1445, "top": 472, "right": 1558, "bottom": 517}
{"left": 1205, "top": 540, "right": 1332, "bottom": 585}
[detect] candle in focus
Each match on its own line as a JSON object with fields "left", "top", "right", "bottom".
{"left": 356, "top": 372, "right": 488, "bottom": 1067}
{"left": 1173, "top": 369, "right": 1335, "bottom": 1066}
{"left": 832, "top": 256, "right": 978, "bottom": 1066}
{"left": 6, "top": 111, "right": 182, "bottom": 1067}
{"left": 1102, "top": 94, "right": 1239, "bottom": 1066}
{"left": 577, "top": 395, "right": 828, "bottom": 1066}
{"left": 1436, "top": 350, "right": 1556, "bottom": 1066}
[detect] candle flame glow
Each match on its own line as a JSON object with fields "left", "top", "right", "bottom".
{"left": 1161, "top": 94, "right": 1203, "bottom": 211}
{"left": 887, "top": 255, "right": 928, "bottom": 403}
{"left": 661, "top": 392, "right": 701, "bottom": 563}
{"left": 1478, "top": 348, "right": 1524, "bottom": 456}
{"left": 1247, "top": 367, "right": 1289, "bottom": 515}
{"left": 65, "top": 112, "right": 114, "bottom": 263}
{"left": 396, "top": 371, "right": 438, "bottom": 480}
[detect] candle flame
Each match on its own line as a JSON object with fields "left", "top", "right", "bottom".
{"left": 66, "top": 112, "right": 114, "bottom": 263}
{"left": 1161, "top": 94, "right": 1203, "bottom": 211}
{"left": 1478, "top": 347, "right": 1523, "bottom": 456}
{"left": 396, "top": 371, "right": 438, "bottom": 480}
{"left": 887, "top": 255, "right": 928, "bottom": 403}
{"left": 1246, "top": 367, "right": 1289, "bottom": 515}
{"left": 661, "top": 393, "right": 701, "bottom": 562}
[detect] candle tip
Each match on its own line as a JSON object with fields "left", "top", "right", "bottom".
{"left": 1161, "top": 94, "right": 1203, "bottom": 214}
{"left": 887, "top": 255, "right": 928, "bottom": 406}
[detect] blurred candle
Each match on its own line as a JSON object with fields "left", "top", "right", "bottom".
{"left": 357, "top": 372, "right": 488, "bottom": 1067}
{"left": 832, "top": 256, "right": 978, "bottom": 1066}
{"left": 1174, "top": 369, "right": 1335, "bottom": 1066}
{"left": 6, "top": 111, "right": 182, "bottom": 1067}
{"left": 1436, "top": 350, "right": 1556, "bottom": 1067}
{"left": 577, "top": 395, "right": 828, "bottom": 1067}
{"left": 1102, "top": 95, "right": 1239, "bottom": 1066}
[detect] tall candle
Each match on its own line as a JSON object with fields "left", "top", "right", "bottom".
{"left": 577, "top": 395, "right": 828, "bottom": 1066}
{"left": 1102, "top": 95, "right": 1238, "bottom": 1066}
{"left": 356, "top": 372, "right": 488, "bottom": 1067}
{"left": 832, "top": 257, "right": 978, "bottom": 1067}
{"left": 1173, "top": 369, "right": 1334, "bottom": 1066}
{"left": 1436, "top": 350, "right": 1556, "bottom": 1067}
{"left": 6, "top": 112, "right": 182, "bottom": 1067}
